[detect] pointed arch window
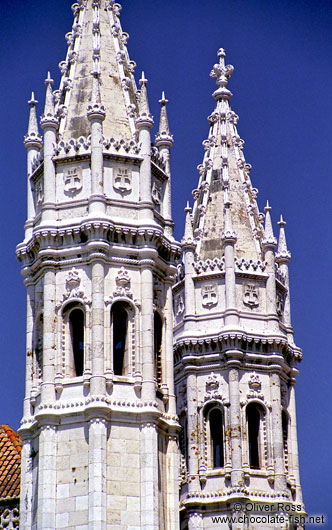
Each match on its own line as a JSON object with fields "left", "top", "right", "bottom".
{"left": 282, "top": 410, "right": 289, "bottom": 473}
{"left": 246, "top": 403, "right": 262, "bottom": 469}
{"left": 111, "top": 302, "right": 129, "bottom": 376}
{"left": 154, "top": 312, "right": 163, "bottom": 387}
{"left": 209, "top": 408, "right": 224, "bottom": 468}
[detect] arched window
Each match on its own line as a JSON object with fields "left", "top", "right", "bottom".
{"left": 69, "top": 307, "right": 84, "bottom": 377}
{"left": 111, "top": 302, "right": 129, "bottom": 376}
{"left": 209, "top": 408, "right": 224, "bottom": 468}
{"left": 246, "top": 403, "right": 261, "bottom": 469}
{"left": 282, "top": 410, "right": 289, "bottom": 472}
{"left": 35, "top": 314, "right": 43, "bottom": 382}
{"left": 154, "top": 312, "right": 162, "bottom": 387}
{"left": 179, "top": 413, "right": 188, "bottom": 469}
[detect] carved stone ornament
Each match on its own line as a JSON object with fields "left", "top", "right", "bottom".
{"left": 243, "top": 283, "right": 259, "bottom": 308}
{"left": 113, "top": 267, "right": 132, "bottom": 298}
{"left": 152, "top": 180, "right": 162, "bottom": 205}
{"left": 57, "top": 268, "right": 90, "bottom": 308}
{"left": 206, "top": 372, "right": 219, "bottom": 393}
{"left": 277, "top": 291, "right": 285, "bottom": 316}
{"left": 63, "top": 166, "right": 83, "bottom": 195}
{"left": 35, "top": 178, "right": 44, "bottom": 206}
{"left": 113, "top": 167, "right": 132, "bottom": 194}
{"left": 176, "top": 295, "right": 185, "bottom": 316}
{"left": 201, "top": 283, "right": 218, "bottom": 308}
{"left": 247, "top": 374, "right": 264, "bottom": 400}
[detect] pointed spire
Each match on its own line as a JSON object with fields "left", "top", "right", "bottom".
{"left": 181, "top": 202, "right": 196, "bottom": 249}
{"left": 262, "top": 201, "right": 277, "bottom": 249}
{"left": 210, "top": 48, "right": 234, "bottom": 101}
{"left": 136, "top": 72, "right": 154, "bottom": 129}
{"left": 155, "top": 91, "right": 173, "bottom": 148}
{"left": 24, "top": 92, "right": 42, "bottom": 149}
{"left": 221, "top": 200, "right": 237, "bottom": 244}
{"left": 87, "top": 73, "right": 106, "bottom": 121}
{"left": 276, "top": 215, "right": 291, "bottom": 263}
{"left": 40, "top": 72, "right": 59, "bottom": 129}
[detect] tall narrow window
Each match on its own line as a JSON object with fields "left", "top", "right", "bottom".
{"left": 112, "top": 302, "right": 128, "bottom": 376}
{"left": 247, "top": 403, "right": 261, "bottom": 469}
{"left": 35, "top": 314, "right": 43, "bottom": 381}
{"left": 154, "top": 312, "right": 162, "bottom": 386}
{"left": 282, "top": 410, "right": 289, "bottom": 472}
{"left": 69, "top": 308, "right": 84, "bottom": 377}
{"left": 209, "top": 408, "right": 224, "bottom": 468}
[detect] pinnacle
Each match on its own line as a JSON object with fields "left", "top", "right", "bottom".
{"left": 276, "top": 214, "right": 291, "bottom": 262}
{"left": 262, "top": 201, "right": 277, "bottom": 249}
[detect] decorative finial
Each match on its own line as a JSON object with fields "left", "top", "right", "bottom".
{"left": 136, "top": 72, "right": 154, "bottom": 129}
{"left": 40, "top": 72, "right": 59, "bottom": 129}
{"left": 182, "top": 202, "right": 195, "bottom": 249}
{"left": 28, "top": 92, "right": 38, "bottom": 107}
{"left": 24, "top": 92, "right": 42, "bottom": 149}
{"left": 276, "top": 215, "right": 291, "bottom": 263}
{"left": 155, "top": 91, "right": 173, "bottom": 148}
{"left": 210, "top": 48, "right": 234, "bottom": 101}
{"left": 139, "top": 71, "right": 147, "bottom": 87}
{"left": 262, "top": 201, "right": 277, "bottom": 248}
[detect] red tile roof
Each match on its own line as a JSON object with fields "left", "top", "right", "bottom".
{"left": 0, "top": 425, "right": 21, "bottom": 499}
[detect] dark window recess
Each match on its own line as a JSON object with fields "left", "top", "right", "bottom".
{"left": 247, "top": 403, "right": 261, "bottom": 469}
{"left": 210, "top": 408, "right": 224, "bottom": 468}
{"left": 154, "top": 312, "right": 162, "bottom": 386}
{"left": 112, "top": 303, "right": 128, "bottom": 376}
{"left": 212, "top": 169, "right": 221, "bottom": 180}
{"left": 69, "top": 309, "right": 84, "bottom": 377}
{"left": 282, "top": 410, "right": 289, "bottom": 471}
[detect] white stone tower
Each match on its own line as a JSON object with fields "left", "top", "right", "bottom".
{"left": 173, "top": 49, "right": 305, "bottom": 529}
{"left": 17, "top": 1, "right": 180, "bottom": 529}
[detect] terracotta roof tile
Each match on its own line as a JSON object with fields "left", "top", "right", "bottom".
{"left": 0, "top": 425, "right": 21, "bottom": 499}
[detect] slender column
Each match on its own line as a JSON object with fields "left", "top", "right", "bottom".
{"left": 37, "top": 424, "right": 57, "bottom": 530}
{"left": 289, "top": 384, "right": 303, "bottom": 503}
{"left": 164, "top": 279, "right": 176, "bottom": 415}
{"left": 276, "top": 216, "right": 293, "bottom": 342}
{"left": 263, "top": 203, "right": 279, "bottom": 332}
{"left": 88, "top": 418, "right": 107, "bottom": 530}
{"left": 270, "top": 372, "right": 287, "bottom": 491}
{"left": 90, "top": 260, "right": 106, "bottom": 396}
{"left": 141, "top": 265, "right": 155, "bottom": 401}
{"left": 19, "top": 437, "right": 33, "bottom": 530}
{"left": 187, "top": 372, "right": 200, "bottom": 492}
{"left": 41, "top": 269, "right": 56, "bottom": 404}
{"left": 182, "top": 206, "right": 196, "bottom": 333}
{"left": 87, "top": 110, "right": 106, "bottom": 216}
{"left": 140, "top": 422, "right": 159, "bottom": 529}
{"left": 166, "top": 434, "right": 180, "bottom": 530}
{"left": 222, "top": 202, "right": 239, "bottom": 327}
{"left": 23, "top": 280, "right": 35, "bottom": 419}
{"left": 228, "top": 367, "right": 243, "bottom": 486}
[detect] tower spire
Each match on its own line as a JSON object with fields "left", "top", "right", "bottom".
{"left": 40, "top": 72, "right": 58, "bottom": 127}
{"left": 24, "top": 93, "right": 42, "bottom": 146}
{"left": 276, "top": 215, "right": 291, "bottom": 262}
{"left": 262, "top": 200, "right": 277, "bottom": 248}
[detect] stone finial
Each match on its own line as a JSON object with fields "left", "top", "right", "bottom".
{"left": 24, "top": 92, "right": 43, "bottom": 149}
{"left": 221, "top": 200, "right": 237, "bottom": 243}
{"left": 155, "top": 91, "right": 173, "bottom": 148}
{"left": 181, "top": 202, "right": 196, "bottom": 249}
{"left": 136, "top": 71, "right": 154, "bottom": 129}
{"left": 276, "top": 215, "right": 291, "bottom": 263}
{"left": 262, "top": 201, "right": 277, "bottom": 249}
{"left": 210, "top": 48, "right": 234, "bottom": 101}
{"left": 87, "top": 72, "right": 106, "bottom": 121}
{"left": 40, "top": 72, "right": 59, "bottom": 129}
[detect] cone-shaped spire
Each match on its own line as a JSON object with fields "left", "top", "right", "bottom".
{"left": 56, "top": 0, "right": 138, "bottom": 141}
{"left": 135, "top": 72, "right": 154, "bottom": 129}
{"left": 262, "top": 201, "right": 277, "bottom": 248}
{"left": 24, "top": 92, "right": 42, "bottom": 149}
{"left": 155, "top": 91, "right": 173, "bottom": 148}
{"left": 181, "top": 202, "right": 196, "bottom": 249}
{"left": 190, "top": 48, "right": 262, "bottom": 261}
{"left": 276, "top": 215, "right": 291, "bottom": 262}
{"left": 41, "top": 72, "right": 59, "bottom": 129}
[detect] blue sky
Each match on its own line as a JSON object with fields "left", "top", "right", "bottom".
{"left": 0, "top": 0, "right": 331, "bottom": 525}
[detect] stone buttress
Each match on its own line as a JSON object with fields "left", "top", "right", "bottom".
{"left": 17, "top": 1, "right": 180, "bottom": 529}
{"left": 173, "top": 49, "right": 305, "bottom": 530}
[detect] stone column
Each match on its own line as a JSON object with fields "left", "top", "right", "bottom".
{"left": 19, "top": 437, "right": 33, "bottom": 530}
{"left": 41, "top": 269, "right": 56, "bottom": 404}
{"left": 23, "top": 280, "right": 34, "bottom": 419}
{"left": 222, "top": 202, "right": 239, "bottom": 327}
{"left": 270, "top": 372, "right": 287, "bottom": 491}
{"left": 165, "top": 434, "right": 180, "bottom": 530}
{"left": 187, "top": 372, "right": 200, "bottom": 492}
{"left": 182, "top": 233, "right": 196, "bottom": 333}
{"left": 37, "top": 424, "right": 57, "bottom": 530}
{"left": 263, "top": 203, "right": 279, "bottom": 333}
{"left": 87, "top": 105, "right": 106, "bottom": 216}
{"left": 228, "top": 366, "right": 243, "bottom": 486}
{"left": 164, "top": 279, "right": 176, "bottom": 415}
{"left": 88, "top": 418, "right": 107, "bottom": 530}
{"left": 289, "top": 384, "right": 303, "bottom": 503}
{"left": 90, "top": 260, "right": 106, "bottom": 396}
{"left": 141, "top": 265, "right": 155, "bottom": 401}
{"left": 140, "top": 422, "right": 159, "bottom": 529}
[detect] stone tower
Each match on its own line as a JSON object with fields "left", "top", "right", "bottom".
{"left": 17, "top": 1, "right": 180, "bottom": 529}
{"left": 173, "top": 50, "right": 305, "bottom": 529}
